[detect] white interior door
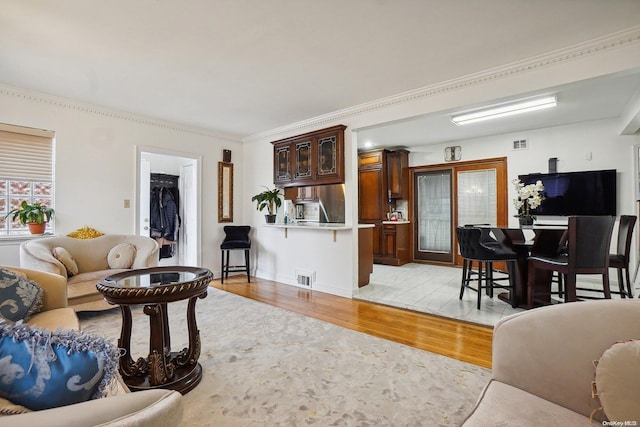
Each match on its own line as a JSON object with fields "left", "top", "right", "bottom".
{"left": 180, "top": 162, "right": 198, "bottom": 266}
{"left": 138, "top": 157, "right": 151, "bottom": 237}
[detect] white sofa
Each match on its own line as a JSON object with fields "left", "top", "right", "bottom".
{"left": 462, "top": 299, "right": 640, "bottom": 426}
{"left": 20, "top": 235, "right": 159, "bottom": 311}
{"left": 1, "top": 267, "right": 183, "bottom": 426}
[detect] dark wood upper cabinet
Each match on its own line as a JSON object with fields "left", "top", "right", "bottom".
{"left": 386, "top": 149, "right": 409, "bottom": 199}
{"left": 272, "top": 125, "right": 346, "bottom": 187}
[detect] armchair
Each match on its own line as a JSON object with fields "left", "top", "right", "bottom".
{"left": 0, "top": 266, "right": 184, "bottom": 426}
{"left": 462, "top": 299, "right": 640, "bottom": 426}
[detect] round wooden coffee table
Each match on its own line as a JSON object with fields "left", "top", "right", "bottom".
{"left": 97, "top": 266, "right": 213, "bottom": 394}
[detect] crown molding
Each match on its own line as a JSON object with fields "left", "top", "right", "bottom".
{"left": 0, "top": 84, "right": 242, "bottom": 142}
{"left": 245, "top": 25, "right": 640, "bottom": 143}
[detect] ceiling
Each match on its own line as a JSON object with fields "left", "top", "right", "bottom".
{"left": 358, "top": 70, "right": 640, "bottom": 150}
{"left": 1, "top": 1, "right": 640, "bottom": 141}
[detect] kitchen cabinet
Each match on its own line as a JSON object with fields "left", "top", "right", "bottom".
{"left": 284, "top": 185, "right": 318, "bottom": 203}
{"left": 386, "top": 150, "right": 409, "bottom": 199}
{"left": 358, "top": 149, "right": 410, "bottom": 266}
{"left": 272, "top": 125, "right": 346, "bottom": 187}
{"left": 358, "top": 226, "right": 374, "bottom": 287}
{"left": 377, "top": 222, "right": 410, "bottom": 265}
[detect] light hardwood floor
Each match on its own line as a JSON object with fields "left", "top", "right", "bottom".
{"left": 211, "top": 275, "right": 493, "bottom": 369}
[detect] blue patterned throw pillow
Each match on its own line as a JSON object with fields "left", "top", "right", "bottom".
{"left": 0, "top": 267, "right": 43, "bottom": 322}
{"left": 0, "top": 321, "right": 119, "bottom": 410}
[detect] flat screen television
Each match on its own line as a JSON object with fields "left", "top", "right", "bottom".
{"left": 518, "top": 169, "right": 617, "bottom": 217}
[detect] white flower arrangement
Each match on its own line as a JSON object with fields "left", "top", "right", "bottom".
{"left": 513, "top": 178, "right": 544, "bottom": 219}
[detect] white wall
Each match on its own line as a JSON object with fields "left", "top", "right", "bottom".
{"left": 409, "top": 118, "right": 639, "bottom": 226}
{"left": 243, "top": 31, "right": 640, "bottom": 298}
{"left": 0, "top": 87, "right": 243, "bottom": 274}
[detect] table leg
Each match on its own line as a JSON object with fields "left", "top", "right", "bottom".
{"left": 175, "top": 292, "right": 206, "bottom": 367}
{"left": 118, "top": 305, "right": 148, "bottom": 377}
{"left": 145, "top": 303, "right": 174, "bottom": 386}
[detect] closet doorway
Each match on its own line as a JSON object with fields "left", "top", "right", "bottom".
{"left": 412, "top": 157, "right": 508, "bottom": 266}
{"left": 136, "top": 147, "right": 200, "bottom": 267}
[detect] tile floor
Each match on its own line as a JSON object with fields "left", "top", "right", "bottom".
{"left": 353, "top": 262, "right": 636, "bottom": 327}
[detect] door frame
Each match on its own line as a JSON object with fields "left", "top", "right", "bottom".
{"left": 136, "top": 146, "right": 202, "bottom": 267}
{"left": 410, "top": 157, "right": 509, "bottom": 266}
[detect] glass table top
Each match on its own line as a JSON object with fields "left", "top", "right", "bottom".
{"left": 112, "top": 271, "right": 198, "bottom": 288}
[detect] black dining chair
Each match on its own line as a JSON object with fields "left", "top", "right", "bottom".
{"left": 220, "top": 225, "right": 251, "bottom": 284}
{"left": 457, "top": 226, "right": 518, "bottom": 309}
{"left": 527, "top": 216, "right": 615, "bottom": 305}
{"left": 608, "top": 215, "right": 636, "bottom": 298}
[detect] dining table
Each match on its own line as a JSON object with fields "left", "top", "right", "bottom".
{"left": 493, "top": 225, "right": 567, "bottom": 309}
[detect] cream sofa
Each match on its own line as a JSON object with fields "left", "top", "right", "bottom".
{"left": 20, "top": 235, "right": 159, "bottom": 311}
{"left": 2, "top": 267, "right": 183, "bottom": 426}
{"left": 462, "top": 299, "right": 640, "bottom": 426}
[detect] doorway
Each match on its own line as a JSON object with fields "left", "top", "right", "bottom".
{"left": 136, "top": 147, "right": 201, "bottom": 267}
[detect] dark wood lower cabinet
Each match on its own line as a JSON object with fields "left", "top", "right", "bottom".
{"left": 358, "top": 227, "right": 374, "bottom": 287}
{"left": 374, "top": 222, "right": 410, "bottom": 266}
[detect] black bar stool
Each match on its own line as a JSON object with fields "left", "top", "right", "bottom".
{"left": 220, "top": 226, "right": 251, "bottom": 284}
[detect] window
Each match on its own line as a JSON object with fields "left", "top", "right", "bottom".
{"left": 0, "top": 123, "right": 55, "bottom": 236}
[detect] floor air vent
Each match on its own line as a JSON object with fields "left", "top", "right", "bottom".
{"left": 295, "top": 269, "right": 314, "bottom": 288}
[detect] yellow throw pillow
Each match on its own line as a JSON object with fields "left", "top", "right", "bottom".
{"left": 594, "top": 340, "right": 640, "bottom": 423}
{"left": 52, "top": 247, "right": 79, "bottom": 276}
{"left": 67, "top": 226, "right": 104, "bottom": 239}
{"left": 107, "top": 243, "right": 137, "bottom": 269}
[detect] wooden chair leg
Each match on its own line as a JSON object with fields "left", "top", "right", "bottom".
{"left": 486, "top": 262, "right": 494, "bottom": 298}
{"left": 617, "top": 268, "right": 626, "bottom": 298}
{"left": 245, "top": 249, "right": 251, "bottom": 283}
{"left": 220, "top": 250, "right": 225, "bottom": 284}
{"left": 477, "top": 262, "right": 483, "bottom": 310}
{"left": 625, "top": 268, "right": 633, "bottom": 298}
{"left": 225, "top": 250, "right": 230, "bottom": 279}
{"left": 603, "top": 272, "right": 611, "bottom": 299}
{"left": 459, "top": 259, "right": 468, "bottom": 300}
{"left": 564, "top": 274, "right": 577, "bottom": 303}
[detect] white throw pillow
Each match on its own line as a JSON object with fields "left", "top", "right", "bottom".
{"left": 52, "top": 247, "right": 79, "bottom": 276}
{"left": 594, "top": 340, "right": 640, "bottom": 422}
{"left": 107, "top": 243, "right": 137, "bottom": 269}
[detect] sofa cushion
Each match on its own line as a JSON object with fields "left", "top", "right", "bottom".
{"left": 0, "top": 267, "right": 43, "bottom": 322}
{"left": 107, "top": 243, "right": 137, "bottom": 269}
{"left": 26, "top": 308, "right": 80, "bottom": 331}
{"left": 594, "top": 340, "right": 640, "bottom": 423}
{"left": 462, "top": 380, "right": 600, "bottom": 426}
{"left": 0, "top": 396, "right": 30, "bottom": 415}
{"left": 52, "top": 247, "right": 78, "bottom": 276}
{"left": 0, "top": 321, "right": 119, "bottom": 411}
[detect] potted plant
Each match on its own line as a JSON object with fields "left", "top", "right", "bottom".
{"left": 5, "top": 201, "right": 55, "bottom": 234}
{"left": 512, "top": 178, "right": 544, "bottom": 228}
{"left": 251, "top": 187, "right": 282, "bottom": 223}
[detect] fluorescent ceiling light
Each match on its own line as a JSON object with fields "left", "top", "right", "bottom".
{"left": 451, "top": 96, "right": 557, "bottom": 125}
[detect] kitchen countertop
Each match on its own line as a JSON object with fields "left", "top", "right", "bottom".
{"left": 382, "top": 220, "right": 411, "bottom": 224}
{"left": 263, "top": 223, "right": 374, "bottom": 230}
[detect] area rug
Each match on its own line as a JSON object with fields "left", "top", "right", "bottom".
{"left": 79, "top": 288, "right": 490, "bottom": 426}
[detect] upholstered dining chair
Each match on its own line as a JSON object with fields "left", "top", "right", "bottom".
{"left": 527, "top": 216, "right": 615, "bottom": 306}
{"left": 456, "top": 226, "right": 519, "bottom": 309}
{"left": 220, "top": 225, "right": 251, "bottom": 284}
{"left": 608, "top": 215, "right": 637, "bottom": 298}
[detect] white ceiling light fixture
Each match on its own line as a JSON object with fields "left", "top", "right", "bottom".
{"left": 451, "top": 95, "right": 557, "bottom": 126}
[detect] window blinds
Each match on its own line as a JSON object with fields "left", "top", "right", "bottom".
{"left": 0, "top": 124, "right": 54, "bottom": 181}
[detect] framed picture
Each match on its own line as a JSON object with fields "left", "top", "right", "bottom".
{"left": 218, "top": 162, "right": 233, "bottom": 222}
{"left": 295, "top": 203, "right": 304, "bottom": 219}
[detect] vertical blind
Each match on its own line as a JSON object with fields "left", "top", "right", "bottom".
{"left": 0, "top": 124, "right": 54, "bottom": 181}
